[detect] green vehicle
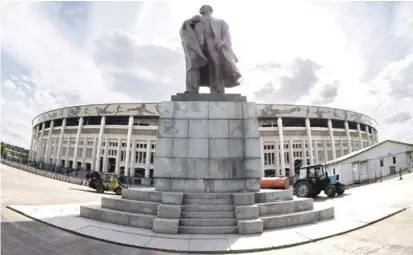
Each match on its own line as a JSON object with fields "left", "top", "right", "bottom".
{"left": 293, "top": 164, "right": 345, "bottom": 198}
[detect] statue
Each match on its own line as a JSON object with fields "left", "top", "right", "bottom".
{"left": 180, "top": 5, "right": 241, "bottom": 94}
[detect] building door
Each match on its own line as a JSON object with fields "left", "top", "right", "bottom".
{"left": 359, "top": 161, "right": 368, "bottom": 182}
{"left": 352, "top": 163, "right": 360, "bottom": 183}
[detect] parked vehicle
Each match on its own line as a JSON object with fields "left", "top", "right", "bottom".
{"left": 293, "top": 163, "right": 345, "bottom": 198}
{"left": 86, "top": 171, "right": 127, "bottom": 195}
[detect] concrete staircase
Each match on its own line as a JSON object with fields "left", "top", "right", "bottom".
{"left": 80, "top": 189, "right": 334, "bottom": 235}
{"left": 178, "top": 193, "right": 237, "bottom": 234}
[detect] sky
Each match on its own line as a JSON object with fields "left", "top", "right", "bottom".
{"left": 1, "top": 1, "right": 412, "bottom": 148}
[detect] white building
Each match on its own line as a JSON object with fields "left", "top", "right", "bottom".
{"left": 325, "top": 140, "right": 413, "bottom": 185}
{"left": 28, "top": 103, "right": 379, "bottom": 184}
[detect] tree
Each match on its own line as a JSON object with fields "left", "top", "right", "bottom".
{"left": 1, "top": 143, "right": 7, "bottom": 158}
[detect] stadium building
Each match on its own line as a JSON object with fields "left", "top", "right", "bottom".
{"left": 28, "top": 103, "right": 379, "bottom": 184}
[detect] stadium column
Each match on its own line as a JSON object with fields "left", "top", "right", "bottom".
{"left": 130, "top": 140, "right": 137, "bottom": 178}
{"left": 301, "top": 140, "right": 307, "bottom": 165}
{"left": 144, "top": 140, "right": 152, "bottom": 181}
{"left": 356, "top": 123, "right": 363, "bottom": 149}
{"left": 274, "top": 141, "right": 280, "bottom": 176}
{"left": 323, "top": 140, "right": 328, "bottom": 162}
{"left": 95, "top": 116, "right": 106, "bottom": 172}
{"left": 102, "top": 138, "right": 109, "bottom": 172}
{"left": 277, "top": 117, "right": 286, "bottom": 176}
{"left": 55, "top": 118, "right": 67, "bottom": 166}
{"left": 260, "top": 139, "right": 265, "bottom": 177}
{"left": 305, "top": 118, "right": 314, "bottom": 164}
{"left": 365, "top": 125, "right": 371, "bottom": 146}
{"left": 344, "top": 121, "right": 353, "bottom": 153}
{"left": 30, "top": 125, "right": 40, "bottom": 161}
{"left": 81, "top": 137, "right": 87, "bottom": 169}
{"left": 115, "top": 138, "right": 122, "bottom": 175}
{"left": 340, "top": 140, "right": 344, "bottom": 157}
{"left": 91, "top": 137, "right": 98, "bottom": 170}
{"left": 64, "top": 138, "right": 70, "bottom": 168}
{"left": 36, "top": 123, "right": 45, "bottom": 162}
{"left": 72, "top": 117, "right": 84, "bottom": 169}
{"left": 313, "top": 140, "right": 318, "bottom": 163}
{"left": 28, "top": 127, "right": 36, "bottom": 161}
{"left": 124, "top": 116, "right": 134, "bottom": 178}
{"left": 44, "top": 120, "right": 54, "bottom": 164}
{"left": 289, "top": 140, "right": 294, "bottom": 176}
{"left": 328, "top": 119, "right": 337, "bottom": 159}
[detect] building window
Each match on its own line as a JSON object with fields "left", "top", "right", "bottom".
{"left": 379, "top": 159, "right": 384, "bottom": 167}
{"left": 392, "top": 157, "right": 396, "bottom": 164}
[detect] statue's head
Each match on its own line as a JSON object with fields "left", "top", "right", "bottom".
{"left": 199, "top": 5, "right": 213, "bottom": 16}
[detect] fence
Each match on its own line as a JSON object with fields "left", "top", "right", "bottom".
{"left": 347, "top": 167, "right": 411, "bottom": 188}
{"left": 0, "top": 158, "right": 155, "bottom": 189}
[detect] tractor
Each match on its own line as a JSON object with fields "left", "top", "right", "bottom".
{"left": 86, "top": 171, "right": 127, "bottom": 195}
{"left": 293, "top": 163, "right": 345, "bottom": 198}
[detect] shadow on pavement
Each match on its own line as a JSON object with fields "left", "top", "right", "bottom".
{"left": 1, "top": 219, "right": 177, "bottom": 255}
{"left": 68, "top": 188, "right": 118, "bottom": 196}
{"left": 313, "top": 193, "right": 351, "bottom": 202}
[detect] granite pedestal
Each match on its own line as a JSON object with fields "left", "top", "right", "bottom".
{"left": 80, "top": 94, "right": 335, "bottom": 235}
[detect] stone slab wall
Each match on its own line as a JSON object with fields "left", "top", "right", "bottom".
{"left": 153, "top": 101, "right": 262, "bottom": 193}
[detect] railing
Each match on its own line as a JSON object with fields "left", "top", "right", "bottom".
{"left": 0, "top": 158, "right": 156, "bottom": 188}
{"left": 347, "top": 167, "right": 412, "bottom": 189}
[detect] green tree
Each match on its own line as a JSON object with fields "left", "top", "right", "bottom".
{"left": 1, "top": 143, "right": 7, "bottom": 158}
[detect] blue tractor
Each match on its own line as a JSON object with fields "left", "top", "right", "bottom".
{"left": 293, "top": 163, "right": 345, "bottom": 198}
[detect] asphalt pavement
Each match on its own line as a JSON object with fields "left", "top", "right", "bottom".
{"left": 1, "top": 163, "right": 412, "bottom": 255}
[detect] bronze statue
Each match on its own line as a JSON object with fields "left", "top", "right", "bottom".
{"left": 180, "top": 5, "right": 241, "bottom": 94}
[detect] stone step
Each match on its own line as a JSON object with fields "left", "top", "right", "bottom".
{"left": 80, "top": 205, "right": 156, "bottom": 229}
{"left": 181, "top": 211, "right": 236, "bottom": 219}
{"left": 179, "top": 218, "right": 237, "bottom": 227}
{"left": 101, "top": 197, "right": 159, "bottom": 215}
{"left": 255, "top": 190, "right": 294, "bottom": 203}
{"left": 178, "top": 226, "right": 238, "bottom": 234}
{"left": 181, "top": 204, "right": 235, "bottom": 212}
{"left": 260, "top": 206, "right": 334, "bottom": 230}
{"left": 183, "top": 198, "right": 233, "bottom": 205}
{"left": 258, "top": 197, "right": 313, "bottom": 216}
{"left": 183, "top": 193, "right": 232, "bottom": 200}
{"left": 121, "top": 188, "right": 162, "bottom": 202}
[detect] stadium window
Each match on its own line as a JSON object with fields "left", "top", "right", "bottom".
{"left": 392, "top": 157, "right": 396, "bottom": 164}
{"left": 379, "top": 159, "right": 384, "bottom": 167}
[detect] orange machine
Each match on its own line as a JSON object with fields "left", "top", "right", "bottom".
{"left": 260, "top": 177, "right": 290, "bottom": 189}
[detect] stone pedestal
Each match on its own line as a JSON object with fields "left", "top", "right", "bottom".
{"left": 79, "top": 94, "right": 335, "bottom": 236}
{"left": 153, "top": 97, "right": 262, "bottom": 193}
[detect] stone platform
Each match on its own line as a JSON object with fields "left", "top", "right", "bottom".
{"left": 79, "top": 188, "right": 335, "bottom": 235}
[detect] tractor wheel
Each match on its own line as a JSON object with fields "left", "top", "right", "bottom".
{"left": 336, "top": 183, "right": 345, "bottom": 195}
{"left": 96, "top": 185, "right": 105, "bottom": 193}
{"left": 325, "top": 185, "right": 337, "bottom": 198}
{"left": 114, "top": 188, "right": 122, "bottom": 195}
{"left": 295, "top": 182, "right": 313, "bottom": 198}
{"left": 312, "top": 188, "right": 322, "bottom": 197}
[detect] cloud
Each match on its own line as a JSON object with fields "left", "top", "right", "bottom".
{"left": 1, "top": 1, "right": 413, "bottom": 148}
{"left": 2, "top": 80, "right": 17, "bottom": 90}
{"left": 384, "top": 112, "right": 412, "bottom": 124}
{"left": 252, "top": 58, "right": 322, "bottom": 103}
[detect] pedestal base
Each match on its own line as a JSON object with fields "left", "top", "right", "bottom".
{"left": 154, "top": 100, "right": 261, "bottom": 193}
{"left": 171, "top": 93, "right": 247, "bottom": 102}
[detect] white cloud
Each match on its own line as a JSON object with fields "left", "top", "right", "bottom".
{"left": 1, "top": 1, "right": 412, "bottom": 148}
{"left": 2, "top": 80, "right": 17, "bottom": 90}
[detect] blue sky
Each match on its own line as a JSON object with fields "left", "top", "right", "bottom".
{"left": 1, "top": 1, "right": 412, "bottom": 148}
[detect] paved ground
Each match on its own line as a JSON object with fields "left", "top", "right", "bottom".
{"left": 1, "top": 163, "right": 413, "bottom": 254}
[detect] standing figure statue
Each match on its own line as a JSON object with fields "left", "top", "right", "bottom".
{"left": 180, "top": 5, "right": 241, "bottom": 94}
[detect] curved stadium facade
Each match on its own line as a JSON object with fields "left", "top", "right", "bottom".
{"left": 28, "top": 103, "right": 379, "bottom": 184}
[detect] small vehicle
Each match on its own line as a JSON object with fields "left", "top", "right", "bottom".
{"left": 86, "top": 171, "right": 127, "bottom": 195}
{"left": 293, "top": 163, "right": 345, "bottom": 198}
